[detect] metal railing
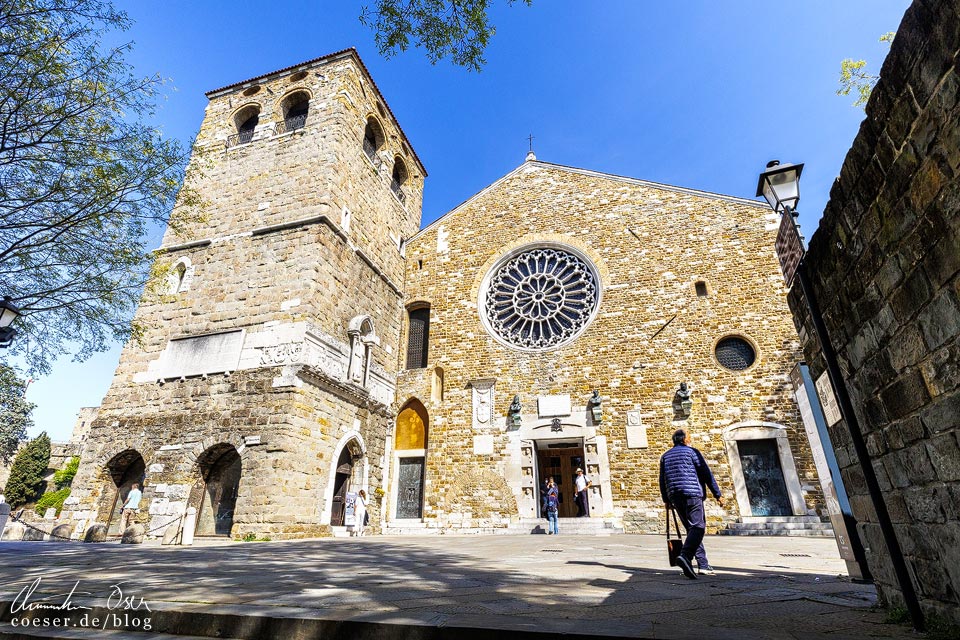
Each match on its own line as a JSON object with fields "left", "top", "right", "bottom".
{"left": 390, "top": 179, "right": 406, "bottom": 205}
{"left": 275, "top": 113, "right": 308, "bottom": 136}
{"left": 225, "top": 128, "right": 255, "bottom": 149}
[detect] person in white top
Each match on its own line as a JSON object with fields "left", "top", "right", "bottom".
{"left": 574, "top": 468, "right": 591, "bottom": 517}
{"left": 119, "top": 483, "right": 142, "bottom": 531}
{"left": 353, "top": 489, "right": 368, "bottom": 536}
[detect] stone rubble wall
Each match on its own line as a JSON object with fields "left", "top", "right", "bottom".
{"left": 67, "top": 51, "right": 424, "bottom": 540}
{"left": 785, "top": 0, "right": 960, "bottom": 623}
{"left": 400, "top": 162, "right": 822, "bottom": 532}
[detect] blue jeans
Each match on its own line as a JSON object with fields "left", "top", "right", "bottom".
{"left": 674, "top": 495, "right": 709, "bottom": 567}
{"left": 547, "top": 509, "right": 559, "bottom": 534}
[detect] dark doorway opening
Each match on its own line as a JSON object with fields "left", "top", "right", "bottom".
{"left": 196, "top": 447, "right": 242, "bottom": 537}
{"left": 330, "top": 447, "right": 354, "bottom": 527}
{"left": 737, "top": 438, "right": 791, "bottom": 516}
{"left": 105, "top": 451, "right": 146, "bottom": 535}
{"left": 536, "top": 441, "right": 584, "bottom": 519}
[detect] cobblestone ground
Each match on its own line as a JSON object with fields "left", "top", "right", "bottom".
{"left": 0, "top": 534, "right": 918, "bottom": 639}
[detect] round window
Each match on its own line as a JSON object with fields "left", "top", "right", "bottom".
{"left": 480, "top": 245, "right": 600, "bottom": 351}
{"left": 715, "top": 336, "right": 757, "bottom": 370}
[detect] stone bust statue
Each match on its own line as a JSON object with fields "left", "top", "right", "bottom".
{"left": 509, "top": 395, "right": 522, "bottom": 416}
{"left": 588, "top": 389, "right": 602, "bottom": 407}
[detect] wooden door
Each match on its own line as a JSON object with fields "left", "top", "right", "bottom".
{"left": 537, "top": 448, "right": 584, "bottom": 518}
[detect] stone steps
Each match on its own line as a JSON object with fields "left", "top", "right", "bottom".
{"left": 719, "top": 516, "right": 834, "bottom": 537}
{"left": 379, "top": 518, "right": 624, "bottom": 536}
{"left": 509, "top": 518, "right": 624, "bottom": 535}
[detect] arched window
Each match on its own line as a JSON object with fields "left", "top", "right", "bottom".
{"left": 280, "top": 91, "right": 309, "bottom": 132}
{"left": 391, "top": 157, "right": 408, "bottom": 204}
{"left": 405, "top": 306, "right": 430, "bottom": 369}
{"left": 363, "top": 117, "right": 384, "bottom": 167}
{"left": 166, "top": 257, "right": 192, "bottom": 295}
{"left": 229, "top": 105, "right": 260, "bottom": 147}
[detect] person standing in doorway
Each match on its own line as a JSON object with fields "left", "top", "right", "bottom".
{"left": 545, "top": 477, "right": 560, "bottom": 534}
{"left": 119, "top": 483, "right": 142, "bottom": 531}
{"left": 574, "top": 468, "right": 591, "bottom": 517}
{"left": 353, "top": 489, "right": 368, "bottom": 536}
{"left": 659, "top": 429, "right": 724, "bottom": 579}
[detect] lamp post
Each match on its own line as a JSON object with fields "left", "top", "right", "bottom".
{"left": 757, "top": 161, "right": 924, "bottom": 631}
{"left": 0, "top": 296, "right": 21, "bottom": 348}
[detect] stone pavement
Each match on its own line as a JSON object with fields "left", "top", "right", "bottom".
{"left": 0, "top": 534, "right": 918, "bottom": 639}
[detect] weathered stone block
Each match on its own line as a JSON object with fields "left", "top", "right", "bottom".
{"left": 917, "top": 289, "right": 960, "bottom": 351}
{"left": 926, "top": 433, "right": 960, "bottom": 481}
{"left": 880, "top": 367, "right": 932, "bottom": 419}
{"left": 50, "top": 524, "right": 73, "bottom": 541}
{"left": 1, "top": 522, "right": 24, "bottom": 541}
{"left": 83, "top": 524, "right": 107, "bottom": 543}
{"left": 22, "top": 527, "right": 45, "bottom": 541}
{"left": 920, "top": 391, "right": 960, "bottom": 434}
{"left": 121, "top": 524, "right": 146, "bottom": 544}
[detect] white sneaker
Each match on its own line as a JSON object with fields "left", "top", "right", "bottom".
{"left": 698, "top": 566, "right": 716, "bottom": 576}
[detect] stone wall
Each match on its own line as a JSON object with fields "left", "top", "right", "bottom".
{"left": 398, "top": 160, "right": 823, "bottom": 531}
{"left": 785, "top": 0, "right": 960, "bottom": 623}
{"left": 66, "top": 50, "right": 423, "bottom": 539}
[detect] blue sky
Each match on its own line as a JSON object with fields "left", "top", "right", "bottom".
{"left": 20, "top": 0, "right": 911, "bottom": 441}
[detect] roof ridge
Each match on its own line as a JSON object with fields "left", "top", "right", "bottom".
{"left": 408, "top": 159, "right": 766, "bottom": 242}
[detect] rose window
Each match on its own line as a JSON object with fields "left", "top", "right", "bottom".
{"left": 482, "top": 247, "right": 599, "bottom": 350}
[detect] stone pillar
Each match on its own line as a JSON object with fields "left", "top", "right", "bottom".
{"left": 0, "top": 503, "right": 9, "bottom": 540}
{"left": 181, "top": 507, "right": 196, "bottom": 546}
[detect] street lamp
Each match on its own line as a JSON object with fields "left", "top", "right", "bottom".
{"left": 756, "top": 160, "right": 803, "bottom": 214}
{"left": 758, "top": 161, "right": 924, "bottom": 632}
{"left": 0, "top": 296, "right": 20, "bottom": 348}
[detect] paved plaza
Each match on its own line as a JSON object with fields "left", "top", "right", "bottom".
{"left": 0, "top": 533, "right": 918, "bottom": 639}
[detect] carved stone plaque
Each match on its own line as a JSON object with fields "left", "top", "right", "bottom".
{"left": 626, "top": 410, "right": 648, "bottom": 449}
{"left": 471, "top": 378, "right": 496, "bottom": 430}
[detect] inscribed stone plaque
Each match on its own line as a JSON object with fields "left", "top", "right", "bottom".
{"left": 159, "top": 330, "right": 244, "bottom": 378}
{"left": 815, "top": 372, "right": 842, "bottom": 426}
{"left": 625, "top": 411, "right": 648, "bottom": 449}
{"left": 538, "top": 395, "right": 571, "bottom": 418}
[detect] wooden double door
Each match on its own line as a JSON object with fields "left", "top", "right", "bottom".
{"left": 536, "top": 445, "right": 585, "bottom": 519}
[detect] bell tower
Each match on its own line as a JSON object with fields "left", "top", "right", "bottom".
{"left": 66, "top": 50, "right": 428, "bottom": 540}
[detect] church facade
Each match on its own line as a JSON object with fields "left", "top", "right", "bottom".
{"left": 62, "top": 50, "right": 826, "bottom": 540}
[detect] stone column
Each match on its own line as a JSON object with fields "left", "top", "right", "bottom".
{"left": 181, "top": 507, "right": 196, "bottom": 546}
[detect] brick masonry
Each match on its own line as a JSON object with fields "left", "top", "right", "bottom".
{"left": 785, "top": 0, "right": 960, "bottom": 624}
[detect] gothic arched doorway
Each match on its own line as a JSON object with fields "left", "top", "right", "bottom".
{"left": 195, "top": 445, "right": 242, "bottom": 537}
{"left": 330, "top": 446, "right": 356, "bottom": 526}
{"left": 104, "top": 450, "right": 146, "bottom": 535}
{"left": 393, "top": 399, "right": 428, "bottom": 520}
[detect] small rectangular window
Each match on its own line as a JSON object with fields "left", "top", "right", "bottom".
{"left": 406, "top": 308, "right": 430, "bottom": 369}
{"left": 695, "top": 281, "right": 708, "bottom": 297}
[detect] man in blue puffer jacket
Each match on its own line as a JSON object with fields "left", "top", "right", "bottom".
{"left": 659, "top": 428, "right": 724, "bottom": 579}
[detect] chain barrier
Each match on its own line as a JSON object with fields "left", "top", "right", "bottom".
{"left": 7, "top": 510, "right": 184, "bottom": 543}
